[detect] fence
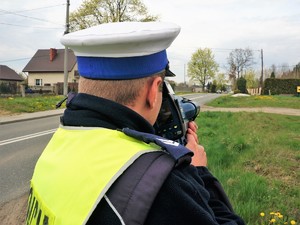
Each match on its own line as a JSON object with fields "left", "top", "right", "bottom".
{"left": 55, "top": 82, "right": 78, "bottom": 95}
{"left": 27, "top": 83, "right": 78, "bottom": 95}
{"left": 247, "top": 88, "right": 262, "bottom": 95}
{"left": 0, "top": 82, "right": 19, "bottom": 94}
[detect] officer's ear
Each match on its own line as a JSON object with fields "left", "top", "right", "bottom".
{"left": 146, "top": 76, "right": 163, "bottom": 109}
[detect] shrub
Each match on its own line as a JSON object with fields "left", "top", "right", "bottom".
{"left": 263, "top": 78, "right": 300, "bottom": 95}
{"left": 0, "top": 83, "right": 10, "bottom": 93}
{"left": 237, "top": 77, "right": 248, "bottom": 93}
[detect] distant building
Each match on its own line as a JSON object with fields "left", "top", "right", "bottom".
{"left": 0, "top": 65, "right": 24, "bottom": 94}
{"left": 23, "top": 48, "right": 78, "bottom": 89}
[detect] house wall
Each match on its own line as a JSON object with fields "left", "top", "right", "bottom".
{"left": 28, "top": 64, "right": 78, "bottom": 86}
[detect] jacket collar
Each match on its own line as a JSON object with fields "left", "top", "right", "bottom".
{"left": 61, "top": 93, "right": 155, "bottom": 134}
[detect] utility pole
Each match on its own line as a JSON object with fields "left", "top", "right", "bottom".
{"left": 184, "top": 64, "right": 186, "bottom": 85}
{"left": 63, "top": 0, "right": 70, "bottom": 96}
{"left": 260, "top": 49, "right": 264, "bottom": 88}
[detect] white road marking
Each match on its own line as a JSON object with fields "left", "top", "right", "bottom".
{"left": 0, "top": 129, "right": 57, "bottom": 146}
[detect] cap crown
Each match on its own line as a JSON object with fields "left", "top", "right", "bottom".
{"left": 60, "top": 22, "right": 180, "bottom": 79}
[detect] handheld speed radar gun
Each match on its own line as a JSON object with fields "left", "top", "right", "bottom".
{"left": 154, "top": 81, "right": 200, "bottom": 145}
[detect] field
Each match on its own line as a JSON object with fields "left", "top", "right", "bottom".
{"left": 207, "top": 94, "right": 300, "bottom": 109}
{"left": 0, "top": 95, "right": 66, "bottom": 114}
{"left": 197, "top": 110, "right": 299, "bottom": 224}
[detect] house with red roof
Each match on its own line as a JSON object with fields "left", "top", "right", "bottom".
{"left": 23, "top": 48, "right": 78, "bottom": 93}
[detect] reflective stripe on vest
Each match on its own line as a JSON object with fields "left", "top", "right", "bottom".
{"left": 27, "top": 126, "right": 160, "bottom": 225}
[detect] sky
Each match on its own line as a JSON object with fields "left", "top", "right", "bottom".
{"left": 1, "top": 0, "right": 300, "bottom": 83}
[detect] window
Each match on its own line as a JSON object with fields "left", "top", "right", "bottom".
{"left": 74, "top": 70, "right": 80, "bottom": 78}
{"left": 35, "top": 79, "right": 42, "bottom": 86}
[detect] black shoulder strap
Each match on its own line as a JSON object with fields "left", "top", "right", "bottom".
{"left": 103, "top": 128, "right": 193, "bottom": 225}
{"left": 122, "top": 128, "right": 193, "bottom": 165}
{"left": 106, "top": 151, "right": 175, "bottom": 225}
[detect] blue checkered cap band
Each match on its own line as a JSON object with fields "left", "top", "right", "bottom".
{"left": 77, "top": 50, "right": 168, "bottom": 79}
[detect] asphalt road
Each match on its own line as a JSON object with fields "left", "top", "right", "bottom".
{"left": 181, "top": 93, "right": 222, "bottom": 108}
{"left": 0, "top": 93, "right": 221, "bottom": 204}
{"left": 0, "top": 116, "right": 61, "bottom": 204}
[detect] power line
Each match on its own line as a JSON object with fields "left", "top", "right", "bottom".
{"left": 0, "top": 22, "right": 63, "bottom": 30}
{"left": 0, "top": 54, "right": 54, "bottom": 64}
{"left": 0, "top": 8, "right": 64, "bottom": 26}
{"left": 0, "top": 4, "right": 65, "bottom": 16}
{"left": 0, "top": 57, "right": 32, "bottom": 63}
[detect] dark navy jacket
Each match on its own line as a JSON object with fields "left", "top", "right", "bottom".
{"left": 61, "top": 93, "right": 245, "bottom": 225}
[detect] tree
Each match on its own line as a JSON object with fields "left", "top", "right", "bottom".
{"left": 244, "top": 69, "right": 259, "bottom": 88}
{"left": 215, "top": 73, "right": 227, "bottom": 91}
{"left": 292, "top": 62, "right": 300, "bottom": 78}
{"left": 210, "top": 80, "right": 217, "bottom": 93}
{"left": 236, "top": 76, "right": 247, "bottom": 94}
{"left": 69, "top": 0, "right": 158, "bottom": 31}
{"left": 278, "top": 63, "right": 290, "bottom": 78}
{"left": 187, "top": 48, "right": 218, "bottom": 92}
{"left": 270, "top": 71, "right": 275, "bottom": 78}
{"left": 227, "top": 48, "right": 255, "bottom": 80}
{"left": 206, "top": 82, "right": 211, "bottom": 92}
{"left": 271, "top": 64, "right": 276, "bottom": 75}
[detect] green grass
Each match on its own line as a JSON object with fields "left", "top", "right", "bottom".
{"left": 196, "top": 111, "right": 300, "bottom": 224}
{"left": 207, "top": 95, "right": 300, "bottom": 109}
{"left": 0, "top": 95, "right": 66, "bottom": 113}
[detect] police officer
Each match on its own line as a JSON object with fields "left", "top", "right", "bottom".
{"left": 27, "top": 22, "right": 245, "bottom": 225}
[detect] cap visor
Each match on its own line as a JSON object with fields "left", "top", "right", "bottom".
{"left": 166, "top": 69, "right": 176, "bottom": 77}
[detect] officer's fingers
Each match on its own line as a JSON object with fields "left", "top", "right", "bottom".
{"left": 191, "top": 144, "right": 207, "bottom": 167}
{"left": 187, "top": 127, "right": 199, "bottom": 144}
{"left": 185, "top": 131, "right": 199, "bottom": 152}
{"left": 188, "top": 121, "right": 198, "bottom": 133}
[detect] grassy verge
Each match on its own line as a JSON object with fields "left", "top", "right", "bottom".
{"left": 196, "top": 111, "right": 300, "bottom": 224}
{"left": 207, "top": 95, "right": 300, "bottom": 109}
{"left": 0, "top": 95, "right": 66, "bottom": 114}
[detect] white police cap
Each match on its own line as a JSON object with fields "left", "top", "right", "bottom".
{"left": 60, "top": 22, "right": 180, "bottom": 79}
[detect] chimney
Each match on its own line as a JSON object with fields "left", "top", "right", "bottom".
{"left": 49, "top": 48, "right": 57, "bottom": 61}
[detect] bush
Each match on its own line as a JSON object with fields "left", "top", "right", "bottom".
{"left": 233, "top": 89, "right": 241, "bottom": 94}
{"left": 263, "top": 78, "right": 300, "bottom": 95}
{"left": 0, "top": 83, "right": 10, "bottom": 94}
{"left": 237, "top": 77, "right": 248, "bottom": 93}
{"left": 0, "top": 82, "right": 18, "bottom": 94}
{"left": 211, "top": 83, "right": 217, "bottom": 93}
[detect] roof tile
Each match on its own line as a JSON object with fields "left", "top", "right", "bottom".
{"left": 23, "top": 49, "right": 76, "bottom": 72}
{"left": 0, "top": 65, "right": 24, "bottom": 81}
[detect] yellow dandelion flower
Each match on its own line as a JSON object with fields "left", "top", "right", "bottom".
{"left": 270, "top": 212, "right": 275, "bottom": 215}
{"left": 290, "top": 220, "right": 296, "bottom": 225}
{"left": 278, "top": 214, "right": 283, "bottom": 219}
{"left": 270, "top": 218, "right": 276, "bottom": 223}
{"left": 260, "top": 212, "right": 265, "bottom": 217}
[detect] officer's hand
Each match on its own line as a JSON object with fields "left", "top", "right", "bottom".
{"left": 185, "top": 121, "right": 207, "bottom": 167}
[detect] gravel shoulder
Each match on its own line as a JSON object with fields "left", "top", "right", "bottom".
{"left": 0, "top": 193, "right": 28, "bottom": 225}
{"left": 201, "top": 106, "right": 300, "bottom": 116}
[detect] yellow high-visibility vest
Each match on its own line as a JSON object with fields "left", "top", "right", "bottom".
{"left": 27, "top": 126, "right": 159, "bottom": 225}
